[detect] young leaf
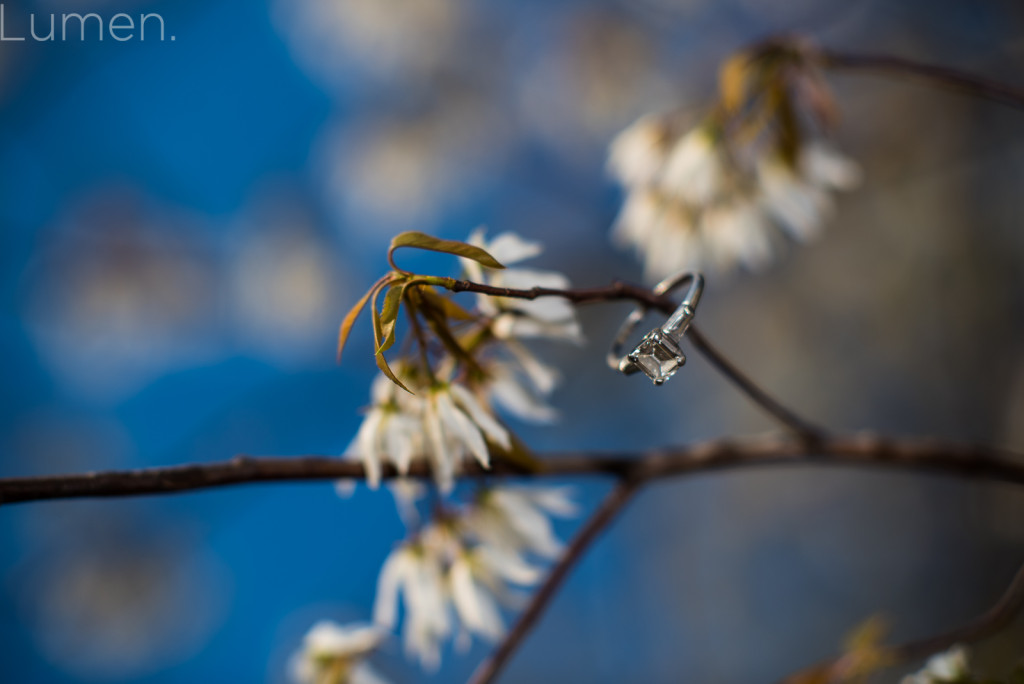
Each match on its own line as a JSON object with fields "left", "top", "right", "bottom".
{"left": 377, "top": 281, "right": 410, "bottom": 354}
{"left": 719, "top": 51, "right": 753, "bottom": 113}
{"left": 417, "top": 286, "right": 477, "bottom": 321}
{"left": 370, "top": 280, "right": 388, "bottom": 352}
{"left": 388, "top": 231, "right": 505, "bottom": 272}
{"left": 375, "top": 350, "right": 412, "bottom": 394}
{"left": 368, "top": 280, "right": 414, "bottom": 393}
{"left": 337, "top": 278, "right": 388, "bottom": 362}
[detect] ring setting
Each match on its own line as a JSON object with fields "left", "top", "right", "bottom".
{"left": 628, "top": 326, "right": 688, "bottom": 385}
{"left": 608, "top": 272, "right": 704, "bottom": 386}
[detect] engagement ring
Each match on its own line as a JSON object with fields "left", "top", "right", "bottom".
{"left": 608, "top": 272, "right": 704, "bottom": 386}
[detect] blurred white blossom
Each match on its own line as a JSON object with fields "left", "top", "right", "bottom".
{"left": 274, "top": 0, "right": 463, "bottom": 87}
{"left": 373, "top": 527, "right": 454, "bottom": 669}
{"left": 462, "top": 486, "right": 578, "bottom": 560}
{"left": 289, "top": 621, "right": 389, "bottom": 684}
{"left": 900, "top": 645, "right": 970, "bottom": 684}
{"left": 481, "top": 344, "right": 561, "bottom": 424}
{"left": 608, "top": 38, "right": 862, "bottom": 283}
{"left": 609, "top": 114, "right": 860, "bottom": 280}
{"left": 373, "top": 486, "right": 576, "bottom": 669}
{"left": 348, "top": 371, "right": 425, "bottom": 489}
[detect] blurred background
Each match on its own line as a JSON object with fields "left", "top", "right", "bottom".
{"left": 1, "top": 0, "right": 1023, "bottom": 681}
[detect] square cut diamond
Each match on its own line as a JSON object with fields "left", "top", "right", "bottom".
{"left": 629, "top": 330, "right": 686, "bottom": 385}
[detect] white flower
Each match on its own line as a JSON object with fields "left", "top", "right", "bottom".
{"left": 607, "top": 113, "right": 672, "bottom": 187}
{"left": 462, "top": 486, "right": 578, "bottom": 560}
{"left": 423, "top": 382, "right": 511, "bottom": 493}
{"left": 345, "top": 368, "right": 511, "bottom": 494}
{"left": 481, "top": 340, "right": 561, "bottom": 424}
{"left": 374, "top": 539, "right": 452, "bottom": 670}
{"left": 449, "top": 552, "right": 506, "bottom": 643}
{"left": 900, "top": 645, "right": 970, "bottom": 684}
{"left": 660, "top": 127, "right": 723, "bottom": 206}
{"left": 387, "top": 478, "right": 426, "bottom": 526}
{"left": 289, "top": 621, "right": 389, "bottom": 684}
{"left": 608, "top": 115, "right": 861, "bottom": 281}
{"left": 757, "top": 143, "right": 861, "bottom": 241}
{"left": 461, "top": 229, "right": 584, "bottom": 344}
{"left": 372, "top": 487, "right": 577, "bottom": 669}
{"left": 347, "top": 372, "right": 425, "bottom": 489}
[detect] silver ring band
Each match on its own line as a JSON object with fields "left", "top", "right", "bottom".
{"left": 607, "top": 272, "right": 704, "bottom": 385}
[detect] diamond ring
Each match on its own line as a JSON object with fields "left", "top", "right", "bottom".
{"left": 607, "top": 272, "right": 704, "bottom": 386}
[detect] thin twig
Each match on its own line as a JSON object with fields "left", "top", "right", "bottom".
{"left": 1, "top": 434, "right": 1022, "bottom": 505}
{"left": 894, "top": 560, "right": 1024, "bottom": 661}
{"left": 445, "top": 278, "right": 825, "bottom": 440}
{"left": 686, "top": 326, "right": 825, "bottom": 443}
{"left": 819, "top": 50, "right": 1024, "bottom": 111}
{"left": 467, "top": 479, "right": 641, "bottom": 684}
{"left": 779, "top": 561, "right": 1024, "bottom": 683}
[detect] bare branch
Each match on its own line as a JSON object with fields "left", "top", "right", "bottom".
{"left": 468, "top": 480, "right": 641, "bottom": 684}
{"left": 821, "top": 50, "right": 1024, "bottom": 111}
{"left": 445, "top": 278, "right": 826, "bottom": 440}
{"left": 779, "top": 560, "right": 1024, "bottom": 683}
{"left": 1, "top": 434, "right": 1022, "bottom": 505}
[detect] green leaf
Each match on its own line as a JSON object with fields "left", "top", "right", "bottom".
{"left": 375, "top": 350, "right": 412, "bottom": 394}
{"left": 370, "top": 281, "right": 387, "bottom": 352}
{"left": 417, "top": 286, "right": 477, "bottom": 321}
{"left": 369, "top": 280, "right": 413, "bottom": 393}
{"left": 389, "top": 231, "right": 505, "bottom": 271}
{"left": 377, "top": 281, "right": 407, "bottom": 354}
{"left": 337, "top": 280, "right": 381, "bottom": 362}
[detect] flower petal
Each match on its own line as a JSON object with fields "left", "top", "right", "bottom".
{"left": 449, "top": 383, "right": 511, "bottom": 451}
{"left": 436, "top": 390, "right": 491, "bottom": 468}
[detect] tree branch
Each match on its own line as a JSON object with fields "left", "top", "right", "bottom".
{"left": 820, "top": 50, "right": 1024, "bottom": 111}
{"left": 467, "top": 479, "right": 641, "bottom": 684}
{"left": 444, "top": 277, "right": 826, "bottom": 440}
{"left": 779, "top": 560, "right": 1024, "bottom": 683}
{"left": 1, "top": 434, "right": 1022, "bottom": 505}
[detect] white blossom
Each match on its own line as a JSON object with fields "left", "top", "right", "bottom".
{"left": 608, "top": 115, "right": 861, "bottom": 281}
{"left": 462, "top": 486, "right": 578, "bottom": 560}
{"left": 424, "top": 382, "right": 511, "bottom": 493}
{"left": 449, "top": 552, "right": 506, "bottom": 643}
{"left": 289, "top": 621, "right": 389, "bottom": 684}
{"left": 347, "top": 372, "right": 425, "bottom": 489}
{"left": 345, "top": 369, "right": 511, "bottom": 494}
{"left": 607, "top": 113, "right": 672, "bottom": 187}
{"left": 481, "top": 340, "right": 561, "bottom": 424}
{"left": 374, "top": 536, "right": 452, "bottom": 670}
{"left": 461, "top": 229, "right": 584, "bottom": 344}
{"left": 900, "top": 645, "right": 970, "bottom": 684}
{"left": 372, "top": 486, "right": 577, "bottom": 669}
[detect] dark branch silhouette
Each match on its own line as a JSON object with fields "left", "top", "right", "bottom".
{"left": 780, "top": 561, "right": 1024, "bottom": 683}
{"left": 2, "top": 434, "right": 1021, "bottom": 504}
{"left": 468, "top": 480, "right": 641, "bottom": 684}
{"left": 821, "top": 49, "right": 1024, "bottom": 111}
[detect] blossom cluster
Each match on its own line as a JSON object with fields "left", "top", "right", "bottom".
{"left": 347, "top": 229, "right": 581, "bottom": 493}
{"left": 291, "top": 229, "right": 581, "bottom": 682}
{"left": 290, "top": 486, "right": 576, "bottom": 681}
{"left": 608, "top": 41, "right": 861, "bottom": 281}
{"left": 374, "top": 486, "right": 577, "bottom": 668}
